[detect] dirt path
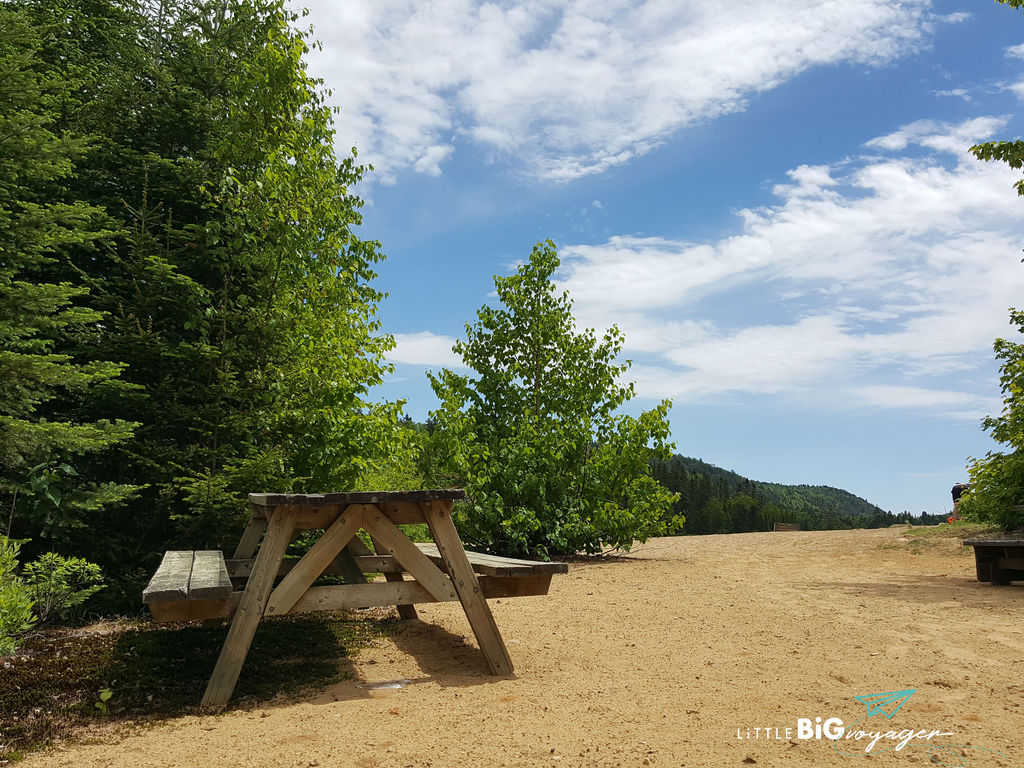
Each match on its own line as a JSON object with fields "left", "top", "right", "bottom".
{"left": 28, "top": 528, "right": 1024, "bottom": 768}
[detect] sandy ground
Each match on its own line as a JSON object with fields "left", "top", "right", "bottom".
{"left": 26, "top": 528, "right": 1024, "bottom": 768}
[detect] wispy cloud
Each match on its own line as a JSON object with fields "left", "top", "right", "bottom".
{"left": 545, "top": 116, "right": 1024, "bottom": 419}
{"left": 933, "top": 88, "right": 971, "bottom": 101}
{"left": 864, "top": 116, "right": 1006, "bottom": 153}
{"left": 298, "top": 0, "right": 939, "bottom": 182}
{"left": 1006, "top": 42, "right": 1024, "bottom": 58}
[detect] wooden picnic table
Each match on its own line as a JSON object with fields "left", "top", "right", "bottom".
{"left": 141, "top": 490, "right": 567, "bottom": 710}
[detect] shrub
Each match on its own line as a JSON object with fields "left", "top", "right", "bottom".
{"left": 0, "top": 537, "right": 35, "bottom": 656}
{"left": 22, "top": 552, "right": 105, "bottom": 625}
{"left": 961, "top": 308, "right": 1024, "bottom": 531}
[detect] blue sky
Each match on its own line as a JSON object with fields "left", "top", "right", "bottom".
{"left": 297, "top": 0, "right": 1024, "bottom": 516}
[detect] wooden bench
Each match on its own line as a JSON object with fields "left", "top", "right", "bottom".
{"left": 964, "top": 538, "right": 1024, "bottom": 585}
{"left": 773, "top": 522, "right": 801, "bottom": 532}
{"left": 142, "top": 550, "right": 234, "bottom": 621}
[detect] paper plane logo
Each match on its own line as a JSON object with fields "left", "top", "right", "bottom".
{"left": 852, "top": 689, "right": 916, "bottom": 719}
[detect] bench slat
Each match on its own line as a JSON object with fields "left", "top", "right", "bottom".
{"left": 188, "top": 551, "right": 233, "bottom": 600}
{"left": 143, "top": 551, "right": 194, "bottom": 603}
{"left": 415, "top": 543, "right": 568, "bottom": 576}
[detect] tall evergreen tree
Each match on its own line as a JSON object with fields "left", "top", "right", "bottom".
{"left": 0, "top": 5, "right": 138, "bottom": 545}
{"left": 10, "top": 0, "right": 400, "bottom": 603}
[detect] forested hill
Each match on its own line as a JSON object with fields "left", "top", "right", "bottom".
{"left": 651, "top": 455, "right": 938, "bottom": 534}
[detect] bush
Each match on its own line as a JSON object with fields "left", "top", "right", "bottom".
{"left": 22, "top": 553, "right": 105, "bottom": 625}
{"left": 0, "top": 537, "right": 35, "bottom": 656}
{"left": 959, "top": 452, "right": 1024, "bottom": 530}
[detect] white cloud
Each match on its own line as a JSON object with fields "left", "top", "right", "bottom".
{"left": 297, "top": 0, "right": 938, "bottom": 182}
{"left": 937, "top": 12, "right": 970, "bottom": 23}
{"left": 389, "top": 332, "right": 463, "bottom": 367}
{"left": 546, "top": 116, "right": 1024, "bottom": 418}
{"left": 413, "top": 145, "right": 454, "bottom": 176}
{"left": 864, "top": 116, "right": 1006, "bottom": 153}
{"left": 852, "top": 385, "right": 998, "bottom": 416}
{"left": 1007, "top": 79, "right": 1024, "bottom": 101}
{"left": 1006, "top": 42, "right": 1024, "bottom": 59}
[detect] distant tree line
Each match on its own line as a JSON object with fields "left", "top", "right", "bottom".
{"left": 650, "top": 456, "right": 943, "bottom": 534}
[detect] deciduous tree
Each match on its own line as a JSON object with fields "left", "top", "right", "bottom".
{"left": 426, "top": 241, "right": 680, "bottom": 557}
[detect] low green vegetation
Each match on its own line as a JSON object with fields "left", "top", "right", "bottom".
{"left": 903, "top": 521, "right": 1001, "bottom": 540}
{"left": 0, "top": 612, "right": 392, "bottom": 760}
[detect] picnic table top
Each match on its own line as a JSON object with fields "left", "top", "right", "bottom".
{"left": 249, "top": 489, "right": 466, "bottom": 507}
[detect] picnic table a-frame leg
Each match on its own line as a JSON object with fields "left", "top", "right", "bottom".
{"left": 233, "top": 513, "right": 267, "bottom": 559}
{"left": 202, "top": 509, "right": 295, "bottom": 710}
{"left": 369, "top": 533, "right": 418, "bottom": 620}
{"left": 421, "top": 500, "right": 514, "bottom": 676}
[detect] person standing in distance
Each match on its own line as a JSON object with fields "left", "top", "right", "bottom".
{"left": 950, "top": 482, "right": 970, "bottom": 520}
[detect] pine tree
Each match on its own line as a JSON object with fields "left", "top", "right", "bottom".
{"left": 0, "top": 5, "right": 138, "bottom": 543}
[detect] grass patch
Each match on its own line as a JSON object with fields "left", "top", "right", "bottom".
{"left": 904, "top": 521, "right": 1002, "bottom": 540}
{"left": 0, "top": 612, "right": 395, "bottom": 761}
{"left": 878, "top": 521, "right": 1006, "bottom": 556}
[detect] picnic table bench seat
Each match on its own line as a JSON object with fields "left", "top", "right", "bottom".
{"left": 964, "top": 537, "right": 1024, "bottom": 585}
{"left": 142, "top": 550, "right": 234, "bottom": 621}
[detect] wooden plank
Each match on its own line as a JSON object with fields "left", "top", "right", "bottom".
{"left": 415, "top": 543, "right": 567, "bottom": 576}
{"left": 226, "top": 554, "right": 402, "bottom": 580}
{"left": 363, "top": 507, "right": 457, "bottom": 603}
{"left": 149, "top": 598, "right": 233, "bottom": 623}
{"left": 249, "top": 502, "right": 424, "bottom": 527}
{"left": 422, "top": 500, "right": 513, "bottom": 676}
{"left": 249, "top": 489, "right": 466, "bottom": 508}
{"left": 773, "top": 522, "right": 801, "bottom": 532}
{"left": 264, "top": 506, "right": 364, "bottom": 616}
{"left": 966, "top": 538, "right": 1024, "bottom": 546}
{"left": 292, "top": 581, "right": 436, "bottom": 612}
{"left": 233, "top": 515, "right": 267, "bottom": 559}
{"left": 377, "top": 500, "right": 426, "bottom": 524}
{"left": 288, "top": 573, "right": 554, "bottom": 614}
{"left": 480, "top": 573, "right": 552, "bottom": 598}
{"left": 289, "top": 504, "right": 341, "bottom": 530}
{"left": 201, "top": 510, "right": 295, "bottom": 711}
{"left": 143, "top": 551, "right": 193, "bottom": 603}
{"left": 187, "top": 551, "right": 233, "bottom": 600}
{"left": 355, "top": 554, "right": 402, "bottom": 573}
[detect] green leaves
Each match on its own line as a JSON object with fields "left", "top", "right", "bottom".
{"left": 0, "top": 3, "right": 138, "bottom": 546}
{"left": 0, "top": 0, "right": 400, "bottom": 604}
{"left": 427, "top": 241, "right": 679, "bottom": 557}
{"left": 961, "top": 307, "right": 1024, "bottom": 530}
{"left": 22, "top": 551, "right": 105, "bottom": 624}
{"left": 970, "top": 140, "right": 1024, "bottom": 196}
{"left": 0, "top": 537, "right": 36, "bottom": 656}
